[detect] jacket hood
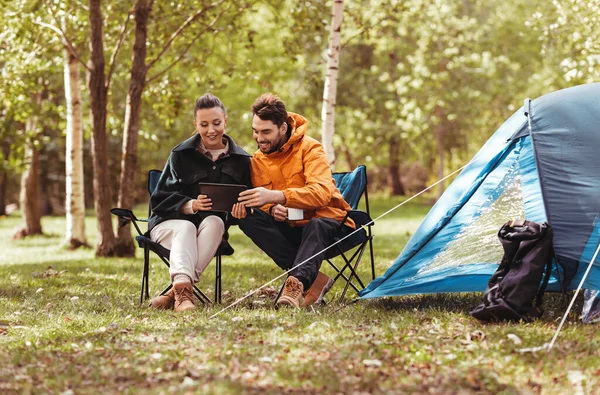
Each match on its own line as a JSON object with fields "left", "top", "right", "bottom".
{"left": 261, "top": 112, "right": 308, "bottom": 157}
{"left": 173, "top": 133, "right": 250, "bottom": 157}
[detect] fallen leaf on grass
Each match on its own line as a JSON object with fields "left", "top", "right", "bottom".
{"left": 568, "top": 370, "right": 585, "bottom": 394}
{"left": 363, "top": 359, "right": 382, "bottom": 367}
{"left": 308, "top": 322, "right": 331, "bottom": 330}
{"left": 182, "top": 376, "right": 196, "bottom": 387}
{"left": 257, "top": 286, "right": 278, "bottom": 298}
{"left": 517, "top": 343, "right": 550, "bottom": 353}
{"left": 258, "top": 357, "right": 273, "bottom": 363}
{"left": 507, "top": 333, "right": 522, "bottom": 345}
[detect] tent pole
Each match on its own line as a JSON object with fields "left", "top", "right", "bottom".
{"left": 547, "top": 240, "right": 600, "bottom": 352}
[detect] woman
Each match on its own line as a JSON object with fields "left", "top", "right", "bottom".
{"left": 148, "top": 94, "right": 251, "bottom": 312}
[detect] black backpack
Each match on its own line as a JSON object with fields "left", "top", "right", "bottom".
{"left": 470, "top": 220, "right": 554, "bottom": 323}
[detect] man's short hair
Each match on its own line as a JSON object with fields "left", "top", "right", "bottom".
{"left": 251, "top": 93, "right": 288, "bottom": 127}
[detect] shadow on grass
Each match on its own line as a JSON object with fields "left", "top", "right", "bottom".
{"left": 362, "top": 291, "right": 585, "bottom": 324}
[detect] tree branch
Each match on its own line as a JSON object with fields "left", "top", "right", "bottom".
{"left": 145, "top": 8, "right": 226, "bottom": 85}
{"left": 146, "top": 0, "right": 228, "bottom": 71}
{"left": 106, "top": 10, "right": 134, "bottom": 91}
{"left": 34, "top": 21, "right": 91, "bottom": 72}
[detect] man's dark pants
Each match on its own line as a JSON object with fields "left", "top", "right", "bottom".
{"left": 239, "top": 209, "right": 352, "bottom": 290}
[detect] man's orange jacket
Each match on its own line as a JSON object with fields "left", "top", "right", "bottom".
{"left": 250, "top": 112, "right": 355, "bottom": 229}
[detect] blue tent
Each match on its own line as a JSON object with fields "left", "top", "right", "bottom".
{"left": 360, "top": 83, "right": 600, "bottom": 300}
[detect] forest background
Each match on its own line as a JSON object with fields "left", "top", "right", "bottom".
{"left": 1, "top": 0, "right": 599, "bottom": 256}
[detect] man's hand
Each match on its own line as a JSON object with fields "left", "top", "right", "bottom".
{"left": 231, "top": 203, "right": 247, "bottom": 219}
{"left": 270, "top": 204, "right": 287, "bottom": 222}
{"left": 238, "top": 187, "right": 285, "bottom": 208}
{"left": 192, "top": 194, "right": 212, "bottom": 211}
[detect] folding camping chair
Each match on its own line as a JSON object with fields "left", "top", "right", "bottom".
{"left": 324, "top": 164, "right": 376, "bottom": 301}
{"left": 274, "top": 165, "right": 376, "bottom": 304}
{"left": 111, "top": 169, "right": 231, "bottom": 305}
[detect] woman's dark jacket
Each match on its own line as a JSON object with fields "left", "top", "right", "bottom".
{"left": 148, "top": 133, "right": 252, "bottom": 233}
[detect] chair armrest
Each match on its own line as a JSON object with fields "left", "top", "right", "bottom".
{"left": 110, "top": 208, "right": 146, "bottom": 235}
{"left": 348, "top": 210, "right": 373, "bottom": 228}
{"left": 110, "top": 208, "right": 138, "bottom": 221}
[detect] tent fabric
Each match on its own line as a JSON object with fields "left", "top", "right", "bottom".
{"left": 360, "top": 83, "right": 600, "bottom": 299}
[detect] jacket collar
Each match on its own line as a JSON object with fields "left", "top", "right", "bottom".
{"left": 173, "top": 133, "right": 250, "bottom": 157}
{"left": 260, "top": 112, "right": 307, "bottom": 157}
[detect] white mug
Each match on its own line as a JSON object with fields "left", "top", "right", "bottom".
{"left": 287, "top": 208, "right": 304, "bottom": 220}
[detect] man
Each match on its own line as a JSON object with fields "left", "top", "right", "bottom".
{"left": 234, "top": 93, "right": 355, "bottom": 308}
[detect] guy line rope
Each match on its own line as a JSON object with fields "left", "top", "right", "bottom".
{"left": 208, "top": 163, "right": 468, "bottom": 320}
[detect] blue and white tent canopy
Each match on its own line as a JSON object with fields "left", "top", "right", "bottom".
{"left": 360, "top": 83, "right": 600, "bottom": 299}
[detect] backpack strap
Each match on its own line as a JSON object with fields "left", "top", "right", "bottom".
{"left": 535, "top": 250, "right": 554, "bottom": 308}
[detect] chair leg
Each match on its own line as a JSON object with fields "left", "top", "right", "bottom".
{"left": 274, "top": 279, "right": 285, "bottom": 306}
{"left": 339, "top": 246, "right": 368, "bottom": 302}
{"left": 215, "top": 246, "right": 222, "bottom": 304}
{"left": 368, "top": 236, "right": 376, "bottom": 281}
{"left": 159, "top": 283, "right": 172, "bottom": 296}
{"left": 193, "top": 285, "right": 212, "bottom": 304}
{"left": 140, "top": 247, "right": 150, "bottom": 305}
{"left": 330, "top": 260, "right": 363, "bottom": 294}
{"left": 145, "top": 259, "right": 150, "bottom": 300}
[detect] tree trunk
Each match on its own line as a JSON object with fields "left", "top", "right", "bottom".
{"left": 388, "top": 135, "right": 405, "bottom": 195}
{"left": 321, "top": 0, "right": 344, "bottom": 170}
{"left": 0, "top": 172, "right": 6, "bottom": 216}
{"left": 64, "top": 45, "right": 88, "bottom": 249}
{"left": 115, "top": 0, "right": 151, "bottom": 256}
{"left": 14, "top": 135, "right": 43, "bottom": 239}
{"left": 0, "top": 142, "right": 9, "bottom": 216}
{"left": 436, "top": 124, "right": 445, "bottom": 198}
{"left": 88, "top": 0, "right": 117, "bottom": 256}
{"left": 340, "top": 141, "right": 355, "bottom": 171}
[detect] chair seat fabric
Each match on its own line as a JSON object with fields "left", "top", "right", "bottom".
{"left": 325, "top": 211, "right": 371, "bottom": 259}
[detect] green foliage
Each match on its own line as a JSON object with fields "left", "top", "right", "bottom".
{"left": 526, "top": 0, "right": 600, "bottom": 89}
{"left": 2, "top": 0, "right": 600, "bottom": 202}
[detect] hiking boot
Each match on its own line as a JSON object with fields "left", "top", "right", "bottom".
{"left": 149, "top": 289, "right": 175, "bottom": 310}
{"left": 173, "top": 282, "right": 195, "bottom": 312}
{"left": 300, "top": 272, "right": 334, "bottom": 307}
{"left": 276, "top": 276, "right": 304, "bottom": 308}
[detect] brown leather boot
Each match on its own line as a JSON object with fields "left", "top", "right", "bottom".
{"left": 149, "top": 289, "right": 175, "bottom": 310}
{"left": 276, "top": 276, "right": 304, "bottom": 308}
{"left": 173, "top": 282, "right": 195, "bottom": 312}
{"left": 300, "top": 272, "right": 334, "bottom": 307}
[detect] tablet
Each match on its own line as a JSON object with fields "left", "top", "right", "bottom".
{"left": 198, "top": 183, "right": 247, "bottom": 212}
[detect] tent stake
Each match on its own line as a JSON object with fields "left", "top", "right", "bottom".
{"left": 547, "top": 239, "right": 600, "bottom": 352}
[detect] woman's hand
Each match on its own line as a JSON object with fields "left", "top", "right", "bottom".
{"left": 192, "top": 194, "right": 212, "bottom": 211}
{"left": 231, "top": 203, "right": 247, "bottom": 219}
{"left": 270, "top": 204, "right": 287, "bottom": 222}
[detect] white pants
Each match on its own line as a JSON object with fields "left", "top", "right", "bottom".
{"left": 149, "top": 216, "right": 225, "bottom": 283}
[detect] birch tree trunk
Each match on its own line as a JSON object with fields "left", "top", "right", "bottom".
{"left": 321, "top": 0, "right": 344, "bottom": 170}
{"left": 64, "top": 46, "right": 88, "bottom": 249}
{"left": 115, "top": 0, "right": 151, "bottom": 256}
{"left": 88, "top": 0, "right": 117, "bottom": 256}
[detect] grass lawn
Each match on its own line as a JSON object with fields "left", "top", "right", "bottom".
{"left": 0, "top": 196, "right": 598, "bottom": 393}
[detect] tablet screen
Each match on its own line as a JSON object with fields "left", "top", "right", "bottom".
{"left": 198, "top": 183, "right": 247, "bottom": 212}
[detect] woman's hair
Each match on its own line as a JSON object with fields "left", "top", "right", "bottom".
{"left": 194, "top": 93, "right": 226, "bottom": 118}
{"left": 251, "top": 93, "right": 288, "bottom": 127}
